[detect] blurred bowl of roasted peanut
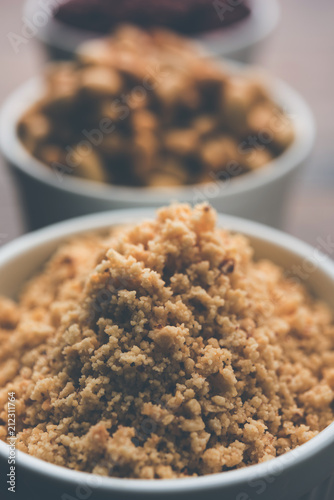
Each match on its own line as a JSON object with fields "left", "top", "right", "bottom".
{"left": 0, "top": 26, "right": 314, "bottom": 230}
{"left": 24, "top": 0, "right": 280, "bottom": 62}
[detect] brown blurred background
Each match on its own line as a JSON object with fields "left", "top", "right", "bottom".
{"left": 0, "top": 0, "right": 333, "bottom": 251}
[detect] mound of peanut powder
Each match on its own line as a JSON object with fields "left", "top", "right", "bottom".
{"left": 0, "top": 204, "right": 333, "bottom": 478}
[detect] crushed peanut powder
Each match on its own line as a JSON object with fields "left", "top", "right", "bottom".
{"left": 0, "top": 204, "right": 333, "bottom": 479}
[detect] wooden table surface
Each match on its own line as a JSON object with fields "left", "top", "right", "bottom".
{"left": 0, "top": 0, "right": 333, "bottom": 253}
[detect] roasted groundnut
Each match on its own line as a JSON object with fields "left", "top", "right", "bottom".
{"left": 133, "top": 131, "right": 158, "bottom": 178}
{"left": 18, "top": 112, "right": 51, "bottom": 153}
{"left": 35, "top": 145, "right": 66, "bottom": 166}
{"left": 18, "top": 25, "right": 294, "bottom": 187}
{"left": 192, "top": 115, "right": 218, "bottom": 137}
{"left": 45, "top": 62, "right": 79, "bottom": 93}
{"left": 131, "top": 109, "right": 157, "bottom": 132}
{"left": 201, "top": 136, "right": 239, "bottom": 172}
{"left": 78, "top": 39, "right": 113, "bottom": 67}
{"left": 247, "top": 104, "right": 294, "bottom": 152}
{"left": 242, "top": 148, "right": 273, "bottom": 170}
{"left": 148, "top": 158, "right": 189, "bottom": 186}
{"left": 80, "top": 67, "right": 123, "bottom": 97}
{"left": 164, "top": 129, "right": 199, "bottom": 156}
{"left": 68, "top": 147, "right": 108, "bottom": 182}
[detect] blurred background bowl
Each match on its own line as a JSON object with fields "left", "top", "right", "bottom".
{"left": 197, "top": 0, "right": 280, "bottom": 62}
{"left": 24, "top": 0, "right": 280, "bottom": 63}
{"left": 0, "top": 61, "right": 315, "bottom": 231}
{"left": 0, "top": 208, "right": 333, "bottom": 500}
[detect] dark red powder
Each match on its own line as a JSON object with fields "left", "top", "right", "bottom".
{"left": 53, "top": 0, "right": 250, "bottom": 35}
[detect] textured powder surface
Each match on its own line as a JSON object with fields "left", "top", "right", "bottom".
{"left": 0, "top": 204, "right": 334, "bottom": 479}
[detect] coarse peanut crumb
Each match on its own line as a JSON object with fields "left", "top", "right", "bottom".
{"left": 0, "top": 204, "right": 333, "bottom": 478}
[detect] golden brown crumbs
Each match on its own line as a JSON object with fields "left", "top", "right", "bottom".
{"left": 0, "top": 203, "right": 333, "bottom": 479}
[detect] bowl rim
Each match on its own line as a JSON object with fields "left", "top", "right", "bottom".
{"left": 24, "top": 0, "right": 281, "bottom": 57}
{"left": 196, "top": 0, "right": 281, "bottom": 56}
{"left": 0, "top": 60, "right": 315, "bottom": 204}
{"left": 0, "top": 208, "right": 333, "bottom": 494}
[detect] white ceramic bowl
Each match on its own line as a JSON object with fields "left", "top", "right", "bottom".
{"left": 0, "top": 61, "right": 315, "bottom": 230}
{"left": 0, "top": 209, "right": 333, "bottom": 500}
{"left": 24, "top": 0, "right": 280, "bottom": 63}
